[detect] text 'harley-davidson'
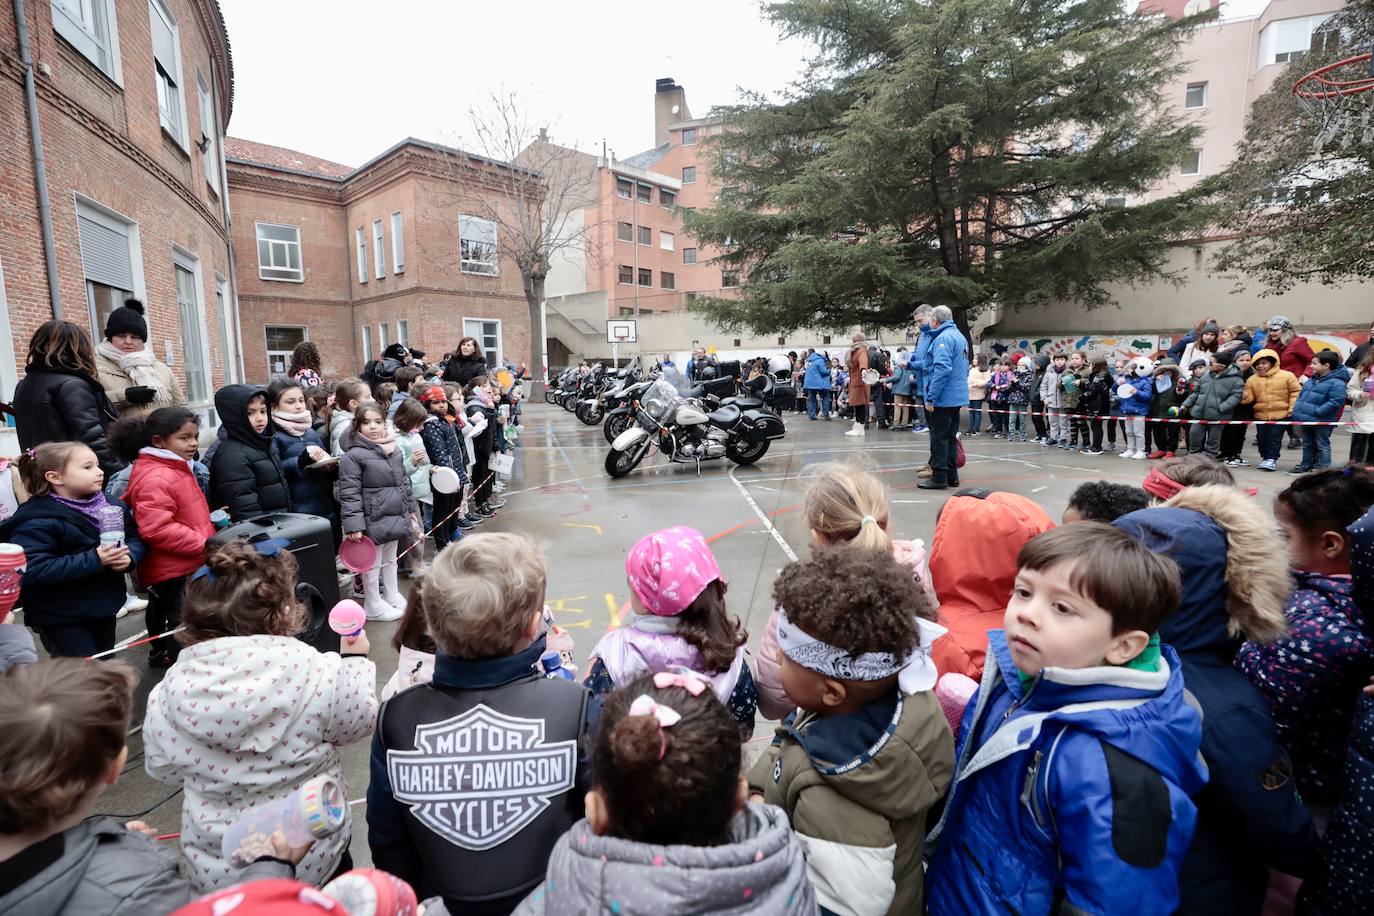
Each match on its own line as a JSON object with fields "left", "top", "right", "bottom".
{"left": 604, "top": 375, "right": 786, "bottom": 478}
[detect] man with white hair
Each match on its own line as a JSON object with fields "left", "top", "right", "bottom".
{"left": 918, "top": 305, "right": 970, "bottom": 490}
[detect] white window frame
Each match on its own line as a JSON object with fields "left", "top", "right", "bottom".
{"left": 1184, "top": 82, "right": 1207, "bottom": 109}
{"left": 462, "top": 317, "right": 502, "bottom": 368}
{"left": 1260, "top": 14, "right": 1331, "bottom": 66}
{"left": 254, "top": 221, "right": 303, "bottom": 282}
{"left": 264, "top": 325, "right": 307, "bottom": 378}
{"left": 397, "top": 319, "right": 409, "bottom": 346}
{"left": 459, "top": 214, "right": 499, "bottom": 276}
{"left": 682, "top": 166, "right": 696, "bottom": 184}
{"left": 379, "top": 323, "right": 390, "bottom": 349}
{"left": 373, "top": 219, "right": 385, "bottom": 279}
{"left": 660, "top": 230, "right": 675, "bottom": 251}
{"left": 148, "top": 0, "right": 187, "bottom": 149}
{"left": 214, "top": 274, "right": 238, "bottom": 384}
{"left": 1180, "top": 148, "right": 1201, "bottom": 176}
{"left": 172, "top": 247, "right": 213, "bottom": 426}
{"left": 391, "top": 212, "right": 404, "bottom": 273}
{"left": 361, "top": 326, "right": 373, "bottom": 362}
{"left": 356, "top": 227, "right": 367, "bottom": 284}
{"left": 198, "top": 73, "right": 218, "bottom": 189}
{"left": 51, "top": 0, "right": 122, "bottom": 84}
{"left": 74, "top": 195, "right": 148, "bottom": 338}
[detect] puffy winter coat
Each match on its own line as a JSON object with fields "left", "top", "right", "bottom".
{"left": 209, "top": 385, "right": 292, "bottom": 521}
{"left": 1148, "top": 369, "right": 1186, "bottom": 419}
{"left": 1008, "top": 368, "right": 1032, "bottom": 406}
{"left": 925, "top": 633, "right": 1206, "bottom": 916}
{"left": 270, "top": 427, "right": 335, "bottom": 517}
{"left": 1081, "top": 371, "right": 1112, "bottom": 416}
{"left": 443, "top": 354, "right": 489, "bottom": 386}
{"left": 328, "top": 407, "right": 354, "bottom": 456}
{"left": 1182, "top": 364, "right": 1245, "bottom": 420}
{"left": 94, "top": 349, "right": 185, "bottom": 419}
{"left": 907, "top": 326, "right": 934, "bottom": 394}
{"left": 1292, "top": 366, "right": 1351, "bottom": 424}
{"left": 756, "top": 539, "right": 935, "bottom": 720}
{"left": 1118, "top": 374, "right": 1154, "bottom": 416}
{"left": 967, "top": 366, "right": 992, "bottom": 401}
{"left": 338, "top": 433, "right": 419, "bottom": 544}
{"left": 1115, "top": 489, "right": 1316, "bottom": 914}
{"left": 749, "top": 688, "right": 953, "bottom": 916}
{"left": 123, "top": 450, "right": 212, "bottom": 587}
{"left": 923, "top": 321, "right": 971, "bottom": 407}
{"left": 1242, "top": 350, "right": 1301, "bottom": 421}
{"left": 929, "top": 490, "right": 1055, "bottom": 681}
{"left": 396, "top": 432, "right": 433, "bottom": 504}
{"left": 803, "top": 351, "right": 830, "bottom": 390}
{"left": 1039, "top": 364, "right": 1064, "bottom": 408}
{"left": 13, "top": 366, "right": 122, "bottom": 479}
{"left": 418, "top": 414, "right": 466, "bottom": 476}
{"left": 514, "top": 805, "right": 816, "bottom": 916}
{"left": 1236, "top": 571, "right": 1369, "bottom": 804}
{"left": 1060, "top": 365, "right": 1088, "bottom": 410}
{"left": 1257, "top": 332, "right": 1316, "bottom": 376}
{"left": 0, "top": 495, "right": 145, "bottom": 628}
{"left": 1346, "top": 370, "right": 1374, "bottom": 434}
{"left": 143, "top": 634, "right": 378, "bottom": 891}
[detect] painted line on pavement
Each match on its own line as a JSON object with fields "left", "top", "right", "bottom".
{"left": 727, "top": 466, "right": 799, "bottom": 563}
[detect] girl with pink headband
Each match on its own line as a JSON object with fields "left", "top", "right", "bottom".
{"left": 584, "top": 526, "right": 757, "bottom": 736}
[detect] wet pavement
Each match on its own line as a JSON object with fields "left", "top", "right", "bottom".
{"left": 59, "top": 401, "right": 1316, "bottom": 868}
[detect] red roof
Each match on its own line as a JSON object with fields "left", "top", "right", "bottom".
{"left": 224, "top": 137, "right": 353, "bottom": 178}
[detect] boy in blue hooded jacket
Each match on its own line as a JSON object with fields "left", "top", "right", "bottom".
{"left": 926, "top": 523, "right": 1206, "bottom": 916}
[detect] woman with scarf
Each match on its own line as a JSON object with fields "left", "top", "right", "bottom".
{"left": 94, "top": 300, "right": 186, "bottom": 419}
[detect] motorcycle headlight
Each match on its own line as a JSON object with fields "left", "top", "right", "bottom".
{"left": 645, "top": 397, "right": 669, "bottom": 420}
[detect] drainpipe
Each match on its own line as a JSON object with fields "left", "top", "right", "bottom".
{"left": 208, "top": 56, "right": 244, "bottom": 383}
{"left": 13, "top": 0, "right": 63, "bottom": 317}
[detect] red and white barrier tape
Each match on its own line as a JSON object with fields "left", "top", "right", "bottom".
{"left": 971, "top": 404, "right": 1353, "bottom": 427}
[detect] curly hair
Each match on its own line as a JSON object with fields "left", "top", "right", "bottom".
{"left": 1066, "top": 481, "right": 1151, "bottom": 523}
{"left": 772, "top": 544, "right": 925, "bottom": 658}
{"left": 593, "top": 675, "right": 742, "bottom": 847}
{"left": 179, "top": 541, "right": 306, "bottom": 646}
{"left": 288, "top": 340, "right": 322, "bottom": 376}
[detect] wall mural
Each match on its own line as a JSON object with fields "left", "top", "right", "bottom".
{"left": 983, "top": 327, "right": 1369, "bottom": 364}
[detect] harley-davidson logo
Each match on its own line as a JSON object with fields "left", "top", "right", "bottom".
{"left": 387, "top": 706, "right": 577, "bottom": 850}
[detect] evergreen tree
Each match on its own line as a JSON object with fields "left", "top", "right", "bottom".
{"left": 685, "top": 0, "right": 1217, "bottom": 337}
{"left": 1208, "top": 6, "right": 1374, "bottom": 294}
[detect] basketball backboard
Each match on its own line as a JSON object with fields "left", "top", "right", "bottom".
{"left": 606, "top": 319, "right": 637, "bottom": 344}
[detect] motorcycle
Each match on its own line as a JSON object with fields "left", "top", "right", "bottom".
{"left": 576, "top": 360, "right": 638, "bottom": 426}
{"left": 604, "top": 375, "right": 786, "bottom": 478}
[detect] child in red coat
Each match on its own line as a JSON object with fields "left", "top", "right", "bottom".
{"left": 111, "top": 407, "right": 214, "bottom": 666}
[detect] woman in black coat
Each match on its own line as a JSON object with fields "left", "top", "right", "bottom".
{"left": 442, "top": 336, "right": 490, "bottom": 386}
{"left": 13, "top": 320, "right": 123, "bottom": 479}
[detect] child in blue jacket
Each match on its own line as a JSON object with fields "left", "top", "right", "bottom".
{"left": 926, "top": 523, "right": 1205, "bottom": 916}
{"left": 1289, "top": 350, "right": 1348, "bottom": 473}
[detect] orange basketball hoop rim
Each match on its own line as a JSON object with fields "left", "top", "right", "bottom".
{"left": 1293, "top": 51, "right": 1374, "bottom": 101}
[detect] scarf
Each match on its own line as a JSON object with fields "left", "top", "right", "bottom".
{"left": 1016, "top": 634, "right": 1161, "bottom": 692}
{"left": 96, "top": 340, "right": 170, "bottom": 401}
{"left": 777, "top": 608, "right": 948, "bottom": 694}
{"left": 363, "top": 431, "right": 397, "bottom": 456}
{"left": 272, "top": 408, "right": 314, "bottom": 438}
{"left": 49, "top": 490, "right": 115, "bottom": 530}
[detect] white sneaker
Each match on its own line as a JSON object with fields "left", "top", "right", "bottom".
{"left": 364, "top": 597, "right": 403, "bottom": 621}
{"left": 118, "top": 593, "right": 148, "bottom": 618}
{"left": 844, "top": 422, "right": 866, "bottom": 437}
{"left": 1131, "top": 451, "right": 1148, "bottom": 460}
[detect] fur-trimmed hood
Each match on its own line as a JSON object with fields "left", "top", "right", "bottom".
{"left": 1113, "top": 485, "right": 1290, "bottom": 652}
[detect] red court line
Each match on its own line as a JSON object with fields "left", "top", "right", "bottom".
{"left": 706, "top": 504, "right": 801, "bottom": 543}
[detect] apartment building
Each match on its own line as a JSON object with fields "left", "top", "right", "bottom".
{"left": 1, "top": 0, "right": 237, "bottom": 437}
{"left": 226, "top": 137, "right": 532, "bottom": 383}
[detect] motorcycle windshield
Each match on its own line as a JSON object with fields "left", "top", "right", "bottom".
{"left": 642, "top": 379, "right": 681, "bottom": 421}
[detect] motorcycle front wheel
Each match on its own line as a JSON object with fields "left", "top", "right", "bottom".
{"left": 605, "top": 438, "right": 651, "bottom": 478}
{"left": 726, "top": 438, "right": 770, "bottom": 466}
{"left": 544, "top": 388, "right": 556, "bottom": 404}
{"left": 560, "top": 393, "right": 578, "bottom": 412}
{"left": 603, "top": 411, "right": 631, "bottom": 444}
{"left": 576, "top": 401, "right": 604, "bottom": 425}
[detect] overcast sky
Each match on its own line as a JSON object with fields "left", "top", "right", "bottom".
{"left": 221, "top": 0, "right": 1277, "bottom": 168}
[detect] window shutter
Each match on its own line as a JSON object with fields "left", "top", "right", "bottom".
{"left": 77, "top": 215, "right": 134, "bottom": 290}
{"left": 150, "top": 3, "right": 177, "bottom": 80}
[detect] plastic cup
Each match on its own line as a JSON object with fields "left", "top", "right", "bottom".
{"left": 221, "top": 775, "right": 346, "bottom": 867}
{"left": 0, "top": 544, "right": 25, "bottom": 618}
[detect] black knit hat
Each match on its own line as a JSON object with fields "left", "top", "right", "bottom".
{"left": 1212, "top": 350, "right": 1235, "bottom": 367}
{"left": 105, "top": 299, "right": 148, "bottom": 341}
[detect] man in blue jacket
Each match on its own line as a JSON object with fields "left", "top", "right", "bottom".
{"left": 1290, "top": 350, "right": 1348, "bottom": 473}
{"left": 918, "top": 306, "right": 970, "bottom": 490}
{"left": 802, "top": 349, "right": 832, "bottom": 420}
{"left": 907, "top": 305, "right": 934, "bottom": 434}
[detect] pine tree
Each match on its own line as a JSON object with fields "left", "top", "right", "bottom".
{"left": 685, "top": 0, "right": 1218, "bottom": 338}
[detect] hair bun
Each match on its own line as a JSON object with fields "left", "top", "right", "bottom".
{"left": 607, "top": 713, "right": 665, "bottom": 770}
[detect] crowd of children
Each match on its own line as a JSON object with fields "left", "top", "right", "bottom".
{"left": 4, "top": 388, "right": 1374, "bottom": 914}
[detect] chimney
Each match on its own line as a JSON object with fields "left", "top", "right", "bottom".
{"left": 654, "top": 78, "right": 692, "bottom": 147}
{"left": 537, "top": 127, "right": 548, "bottom": 142}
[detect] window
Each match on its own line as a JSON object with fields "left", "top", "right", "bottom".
{"left": 616, "top": 177, "right": 633, "bottom": 199}
{"left": 75, "top": 202, "right": 137, "bottom": 340}
{"left": 722, "top": 270, "right": 740, "bottom": 288}
{"left": 733, "top": 339, "right": 741, "bottom": 347}
{"left": 215, "top": 275, "right": 237, "bottom": 383}
{"left": 1180, "top": 148, "right": 1201, "bottom": 176}
{"left": 361, "top": 326, "right": 372, "bottom": 362}
{"left": 197, "top": 75, "right": 218, "bottom": 188}
{"left": 391, "top": 212, "right": 404, "bottom": 272}
{"left": 379, "top": 323, "right": 389, "bottom": 348}
{"left": 681, "top": 128, "right": 696, "bottom": 145}
{"left": 637, "top": 225, "right": 651, "bottom": 246}
{"left": 617, "top": 221, "right": 633, "bottom": 242}
{"left": 1260, "top": 15, "right": 1332, "bottom": 65}
{"left": 685, "top": 292, "right": 698, "bottom": 302}
{"left": 373, "top": 219, "right": 385, "bottom": 279}
{"left": 637, "top": 183, "right": 652, "bottom": 204}
{"left": 638, "top": 268, "right": 652, "bottom": 287}
{"left": 778, "top": 337, "right": 786, "bottom": 346}
{"left": 619, "top": 306, "right": 635, "bottom": 317}
{"left": 173, "top": 257, "right": 209, "bottom": 410}
{"left": 256, "top": 222, "right": 302, "bottom": 282}
{"left": 683, "top": 247, "right": 697, "bottom": 264}
{"left": 660, "top": 189, "right": 676, "bottom": 207}
{"left": 52, "top": 0, "right": 118, "bottom": 82}
{"left": 661, "top": 271, "right": 675, "bottom": 290}
{"left": 1185, "top": 82, "right": 1207, "bottom": 109}
{"left": 822, "top": 335, "right": 832, "bottom": 345}
{"left": 1311, "top": 26, "right": 1340, "bottom": 54}
{"left": 459, "top": 214, "right": 498, "bottom": 275}
{"left": 682, "top": 166, "right": 696, "bottom": 184}
{"left": 463, "top": 318, "right": 501, "bottom": 368}
{"left": 660, "top": 231, "right": 675, "bottom": 251}
{"left": 264, "top": 326, "right": 305, "bottom": 377}
{"left": 618, "top": 264, "right": 633, "bottom": 284}
{"left": 148, "top": 0, "right": 184, "bottom": 145}
{"left": 397, "top": 319, "right": 408, "bottom": 346}
{"left": 355, "top": 227, "right": 367, "bottom": 283}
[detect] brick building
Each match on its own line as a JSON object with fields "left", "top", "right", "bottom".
{"left": 226, "top": 136, "right": 532, "bottom": 384}
{"left": 1, "top": 0, "right": 238, "bottom": 439}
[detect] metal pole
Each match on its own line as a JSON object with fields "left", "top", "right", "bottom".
{"left": 540, "top": 299, "right": 549, "bottom": 383}
{"left": 13, "top": 0, "right": 62, "bottom": 317}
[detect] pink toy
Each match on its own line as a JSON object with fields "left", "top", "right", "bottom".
{"left": 338, "top": 535, "right": 378, "bottom": 574}
{"left": 322, "top": 868, "right": 419, "bottom": 916}
{"left": 328, "top": 599, "right": 366, "bottom": 637}
{"left": 0, "top": 544, "right": 24, "bottom": 618}
{"left": 935, "top": 672, "right": 979, "bottom": 739}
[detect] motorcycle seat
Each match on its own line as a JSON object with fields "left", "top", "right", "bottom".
{"left": 722, "top": 396, "right": 764, "bottom": 410}
{"left": 708, "top": 404, "right": 741, "bottom": 428}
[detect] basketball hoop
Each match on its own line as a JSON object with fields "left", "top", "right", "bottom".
{"left": 1293, "top": 49, "right": 1374, "bottom": 156}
